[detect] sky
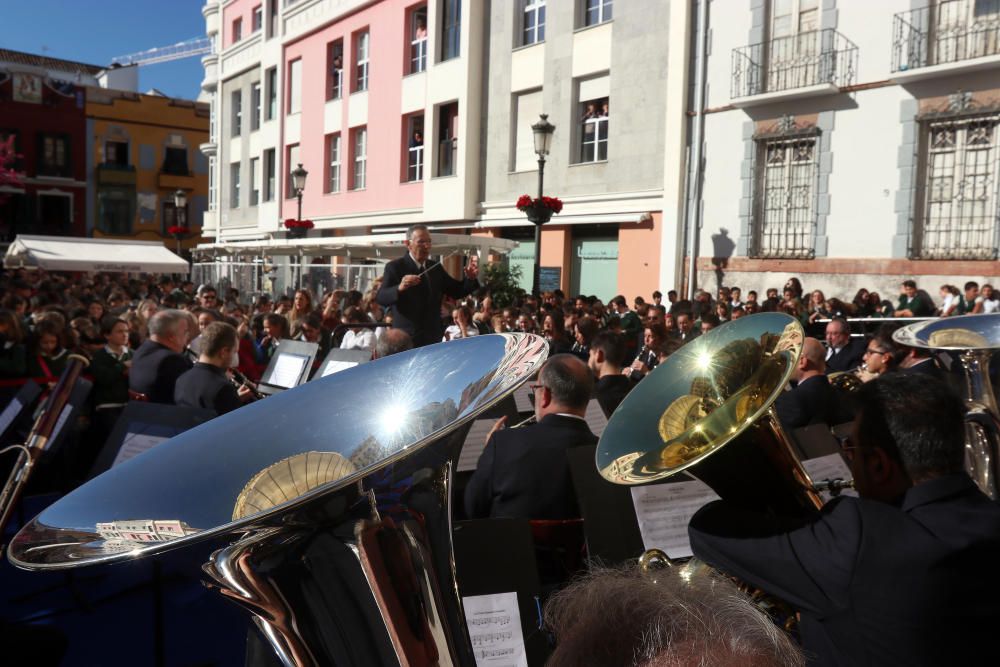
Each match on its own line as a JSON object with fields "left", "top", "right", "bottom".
{"left": 3, "top": 0, "right": 207, "bottom": 100}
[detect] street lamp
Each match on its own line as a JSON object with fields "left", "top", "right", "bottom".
{"left": 291, "top": 162, "right": 308, "bottom": 224}
{"left": 172, "top": 189, "right": 187, "bottom": 255}
{"left": 530, "top": 113, "right": 555, "bottom": 298}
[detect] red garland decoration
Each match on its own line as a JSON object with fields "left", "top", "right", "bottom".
{"left": 514, "top": 195, "right": 563, "bottom": 214}
{"left": 283, "top": 218, "right": 315, "bottom": 229}
{"left": 167, "top": 225, "right": 190, "bottom": 236}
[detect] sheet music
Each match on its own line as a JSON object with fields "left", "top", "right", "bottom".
{"left": 44, "top": 405, "right": 75, "bottom": 451}
{"left": 462, "top": 592, "right": 528, "bottom": 667}
{"left": 457, "top": 419, "right": 497, "bottom": 472}
{"left": 0, "top": 398, "right": 22, "bottom": 435}
{"left": 321, "top": 360, "right": 358, "bottom": 377}
{"left": 270, "top": 354, "right": 307, "bottom": 388}
{"left": 631, "top": 480, "right": 720, "bottom": 559}
{"left": 584, "top": 399, "right": 608, "bottom": 437}
{"left": 113, "top": 432, "right": 171, "bottom": 467}
{"left": 513, "top": 385, "right": 533, "bottom": 414}
{"left": 802, "top": 453, "right": 858, "bottom": 502}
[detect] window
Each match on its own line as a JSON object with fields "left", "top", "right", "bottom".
{"left": 161, "top": 201, "right": 189, "bottom": 235}
{"left": 584, "top": 0, "right": 612, "bottom": 26}
{"left": 913, "top": 113, "right": 1000, "bottom": 259}
{"left": 233, "top": 17, "right": 243, "bottom": 42}
{"left": 232, "top": 89, "right": 243, "bottom": 136}
{"left": 162, "top": 147, "right": 189, "bottom": 176}
{"left": 231, "top": 162, "right": 241, "bottom": 208}
{"left": 351, "top": 127, "right": 367, "bottom": 190}
{"left": 37, "top": 133, "right": 70, "bottom": 177}
{"left": 327, "top": 40, "right": 344, "bottom": 100}
{"left": 326, "top": 133, "right": 341, "bottom": 193}
{"left": 209, "top": 156, "right": 217, "bottom": 210}
{"left": 38, "top": 194, "right": 72, "bottom": 234}
{"left": 750, "top": 134, "right": 818, "bottom": 259}
{"left": 209, "top": 100, "right": 216, "bottom": 138}
{"left": 437, "top": 102, "right": 458, "bottom": 177}
{"left": 288, "top": 59, "right": 302, "bottom": 114}
{"left": 105, "top": 140, "right": 129, "bottom": 167}
{"left": 522, "top": 0, "right": 546, "bottom": 46}
{"left": 251, "top": 82, "right": 262, "bottom": 130}
{"left": 354, "top": 31, "right": 370, "bottom": 92}
{"left": 286, "top": 144, "right": 300, "bottom": 198}
{"left": 766, "top": 0, "right": 820, "bottom": 92}
{"left": 252, "top": 5, "right": 263, "bottom": 32}
{"left": 405, "top": 115, "right": 424, "bottom": 181}
{"left": 268, "top": 0, "right": 277, "bottom": 38}
{"left": 441, "top": 0, "right": 461, "bottom": 60}
{"left": 579, "top": 96, "right": 609, "bottom": 162}
{"left": 98, "top": 188, "right": 132, "bottom": 235}
{"left": 264, "top": 148, "right": 276, "bottom": 201}
{"left": 409, "top": 5, "right": 428, "bottom": 73}
{"left": 266, "top": 67, "right": 277, "bottom": 120}
{"left": 513, "top": 89, "right": 542, "bottom": 171}
{"left": 250, "top": 157, "right": 260, "bottom": 206}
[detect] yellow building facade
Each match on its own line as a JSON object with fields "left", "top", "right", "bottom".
{"left": 86, "top": 88, "right": 209, "bottom": 252}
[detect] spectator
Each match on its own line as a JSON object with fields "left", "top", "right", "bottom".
{"left": 981, "top": 284, "right": 1000, "bottom": 313}
{"left": 443, "top": 305, "right": 478, "bottom": 341}
{"left": 287, "top": 288, "right": 314, "bottom": 337}
{"left": 894, "top": 280, "right": 934, "bottom": 317}
{"left": 340, "top": 306, "right": 375, "bottom": 350}
{"left": 938, "top": 284, "right": 961, "bottom": 316}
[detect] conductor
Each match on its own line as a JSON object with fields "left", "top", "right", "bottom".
{"left": 376, "top": 224, "right": 478, "bottom": 347}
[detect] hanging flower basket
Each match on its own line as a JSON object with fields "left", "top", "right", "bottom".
{"left": 515, "top": 194, "right": 563, "bottom": 225}
{"left": 283, "top": 218, "right": 314, "bottom": 239}
{"left": 167, "top": 225, "right": 190, "bottom": 240}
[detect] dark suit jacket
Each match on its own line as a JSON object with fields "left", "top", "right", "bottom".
{"left": 775, "top": 375, "right": 852, "bottom": 429}
{"left": 129, "top": 340, "right": 192, "bottom": 404}
{"left": 464, "top": 414, "right": 598, "bottom": 520}
{"left": 376, "top": 254, "right": 477, "bottom": 346}
{"left": 825, "top": 338, "right": 865, "bottom": 373}
{"left": 595, "top": 374, "right": 632, "bottom": 419}
{"left": 689, "top": 474, "right": 1000, "bottom": 666}
{"left": 899, "top": 358, "right": 944, "bottom": 381}
{"left": 174, "top": 362, "right": 241, "bottom": 415}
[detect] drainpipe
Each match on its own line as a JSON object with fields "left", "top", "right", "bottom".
{"left": 686, "top": 0, "right": 710, "bottom": 300}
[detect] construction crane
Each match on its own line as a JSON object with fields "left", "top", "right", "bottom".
{"left": 111, "top": 37, "right": 212, "bottom": 67}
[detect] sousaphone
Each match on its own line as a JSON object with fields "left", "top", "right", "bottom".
{"left": 597, "top": 313, "right": 827, "bottom": 515}
{"left": 8, "top": 333, "right": 549, "bottom": 666}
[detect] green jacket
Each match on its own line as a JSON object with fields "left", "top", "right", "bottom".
{"left": 89, "top": 347, "right": 133, "bottom": 407}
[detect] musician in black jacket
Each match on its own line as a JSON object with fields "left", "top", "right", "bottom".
{"left": 129, "top": 310, "right": 192, "bottom": 404}
{"left": 689, "top": 374, "right": 1000, "bottom": 666}
{"left": 174, "top": 322, "right": 250, "bottom": 415}
{"left": 775, "top": 338, "right": 853, "bottom": 429}
{"left": 588, "top": 331, "right": 632, "bottom": 419}
{"left": 375, "top": 224, "right": 478, "bottom": 347}
{"left": 465, "top": 355, "right": 597, "bottom": 520}
{"left": 823, "top": 317, "right": 865, "bottom": 373}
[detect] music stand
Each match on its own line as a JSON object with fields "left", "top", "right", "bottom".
{"left": 0, "top": 380, "right": 41, "bottom": 444}
{"left": 257, "top": 339, "right": 319, "bottom": 395}
{"left": 39, "top": 378, "right": 92, "bottom": 459}
{"left": 88, "top": 402, "right": 217, "bottom": 479}
{"left": 313, "top": 347, "right": 371, "bottom": 380}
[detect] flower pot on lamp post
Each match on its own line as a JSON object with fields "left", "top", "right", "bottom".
{"left": 527, "top": 114, "right": 555, "bottom": 297}
{"left": 171, "top": 189, "right": 188, "bottom": 256}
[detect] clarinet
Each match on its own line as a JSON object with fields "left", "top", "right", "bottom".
{"left": 230, "top": 367, "right": 265, "bottom": 401}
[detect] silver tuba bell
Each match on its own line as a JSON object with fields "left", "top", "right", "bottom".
{"left": 7, "top": 333, "right": 550, "bottom": 666}
{"left": 894, "top": 314, "right": 1000, "bottom": 499}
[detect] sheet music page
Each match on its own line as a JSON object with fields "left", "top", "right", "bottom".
{"left": 584, "top": 399, "right": 608, "bottom": 437}
{"left": 462, "top": 592, "right": 528, "bottom": 667}
{"left": 631, "top": 480, "right": 720, "bottom": 559}
{"left": 457, "top": 419, "right": 497, "bottom": 472}
{"left": 321, "top": 360, "right": 357, "bottom": 377}
{"left": 0, "top": 398, "right": 22, "bottom": 435}
{"left": 43, "top": 404, "right": 75, "bottom": 451}
{"left": 513, "top": 385, "right": 533, "bottom": 414}
{"left": 270, "top": 354, "right": 307, "bottom": 388}
{"left": 112, "top": 432, "right": 171, "bottom": 467}
{"left": 802, "top": 453, "right": 858, "bottom": 502}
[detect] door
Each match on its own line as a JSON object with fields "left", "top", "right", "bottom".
{"left": 767, "top": 0, "right": 820, "bottom": 91}
{"left": 570, "top": 237, "right": 618, "bottom": 302}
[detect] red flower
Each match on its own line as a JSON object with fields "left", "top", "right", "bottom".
{"left": 515, "top": 194, "right": 533, "bottom": 211}
{"left": 283, "top": 219, "right": 315, "bottom": 229}
{"left": 167, "top": 225, "right": 190, "bottom": 236}
{"left": 514, "top": 194, "right": 564, "bottom": 214}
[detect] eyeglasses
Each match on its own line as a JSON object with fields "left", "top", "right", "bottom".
{"left": 830, "top": 426, "right": 862, "bottom": 461}
{"left": 528, "top": 383, "right": 546, "bottom": 393}
{"left": 863, "top": 347, "right": 887, "bottom": 356}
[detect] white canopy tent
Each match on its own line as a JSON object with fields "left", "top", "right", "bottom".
{"left": 3, "top": 235, "right": 190, "bottom": 274}
{"left": 192, "top": 232, "right": 518, "bottom": 260}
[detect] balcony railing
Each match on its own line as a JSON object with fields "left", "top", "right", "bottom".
{"left": 892, "top": 4, "right": 1000, "bottom": 72}
{"left": 732, "top": 29, "right": 858, "bottom": 99}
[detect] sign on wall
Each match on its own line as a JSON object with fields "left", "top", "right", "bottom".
{"left": 539, "top": 266, "right": 561, "bottom": 293}
{"left": 13, "top": 73, "right": 42, "bottom": 104}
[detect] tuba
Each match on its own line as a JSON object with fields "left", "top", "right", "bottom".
{"left": 597, "top": 313, "right": 827, "bottom": 517}
{"left": 893, "top": 314, "right": 1000, "bottom": 499}
{"left": 8, "top": 333, "right": 549, "bottom": 666}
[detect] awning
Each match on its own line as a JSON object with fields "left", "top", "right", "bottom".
{"left": 192, "top": 232, "right": 519, "bottom": 260}
{"left": 4, "top": 235, "right": 190, "bottom": 274}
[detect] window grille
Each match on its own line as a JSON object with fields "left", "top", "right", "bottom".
{"left": 913, "top": 113, "right": 1000, "bottom": 259}
{"left": 750, "top": 135, "right": 818, "bottom": 259}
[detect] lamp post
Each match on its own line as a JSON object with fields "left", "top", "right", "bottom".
{"left": 530, "top": 113, "right": 555, "bottom": 298}
{"left": 172, "top": 188, "right": 187, "bottom": 256}
{"left": 289, "top": 163, "right": 308, "bottom": 288}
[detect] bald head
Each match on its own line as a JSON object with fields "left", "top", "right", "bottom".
{"left": 537, "top": 354, "right": 594, "bottom": 418}
{"left": 374, "top": 328, "right": 413, "bottom": 359}
{"left": 796, "top": 338, "right": 826, "bottom": 381}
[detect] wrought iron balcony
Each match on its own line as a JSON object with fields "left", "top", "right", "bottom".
{"left": 731, "top": 29, "right": 858, "bottom": 101}
{"left": 892, "top": 4, "right": 1000, "bottom": 73}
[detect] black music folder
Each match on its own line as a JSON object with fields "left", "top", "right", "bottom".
{"left": 257, "top": 339, "right": 319, "bottom": 395}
